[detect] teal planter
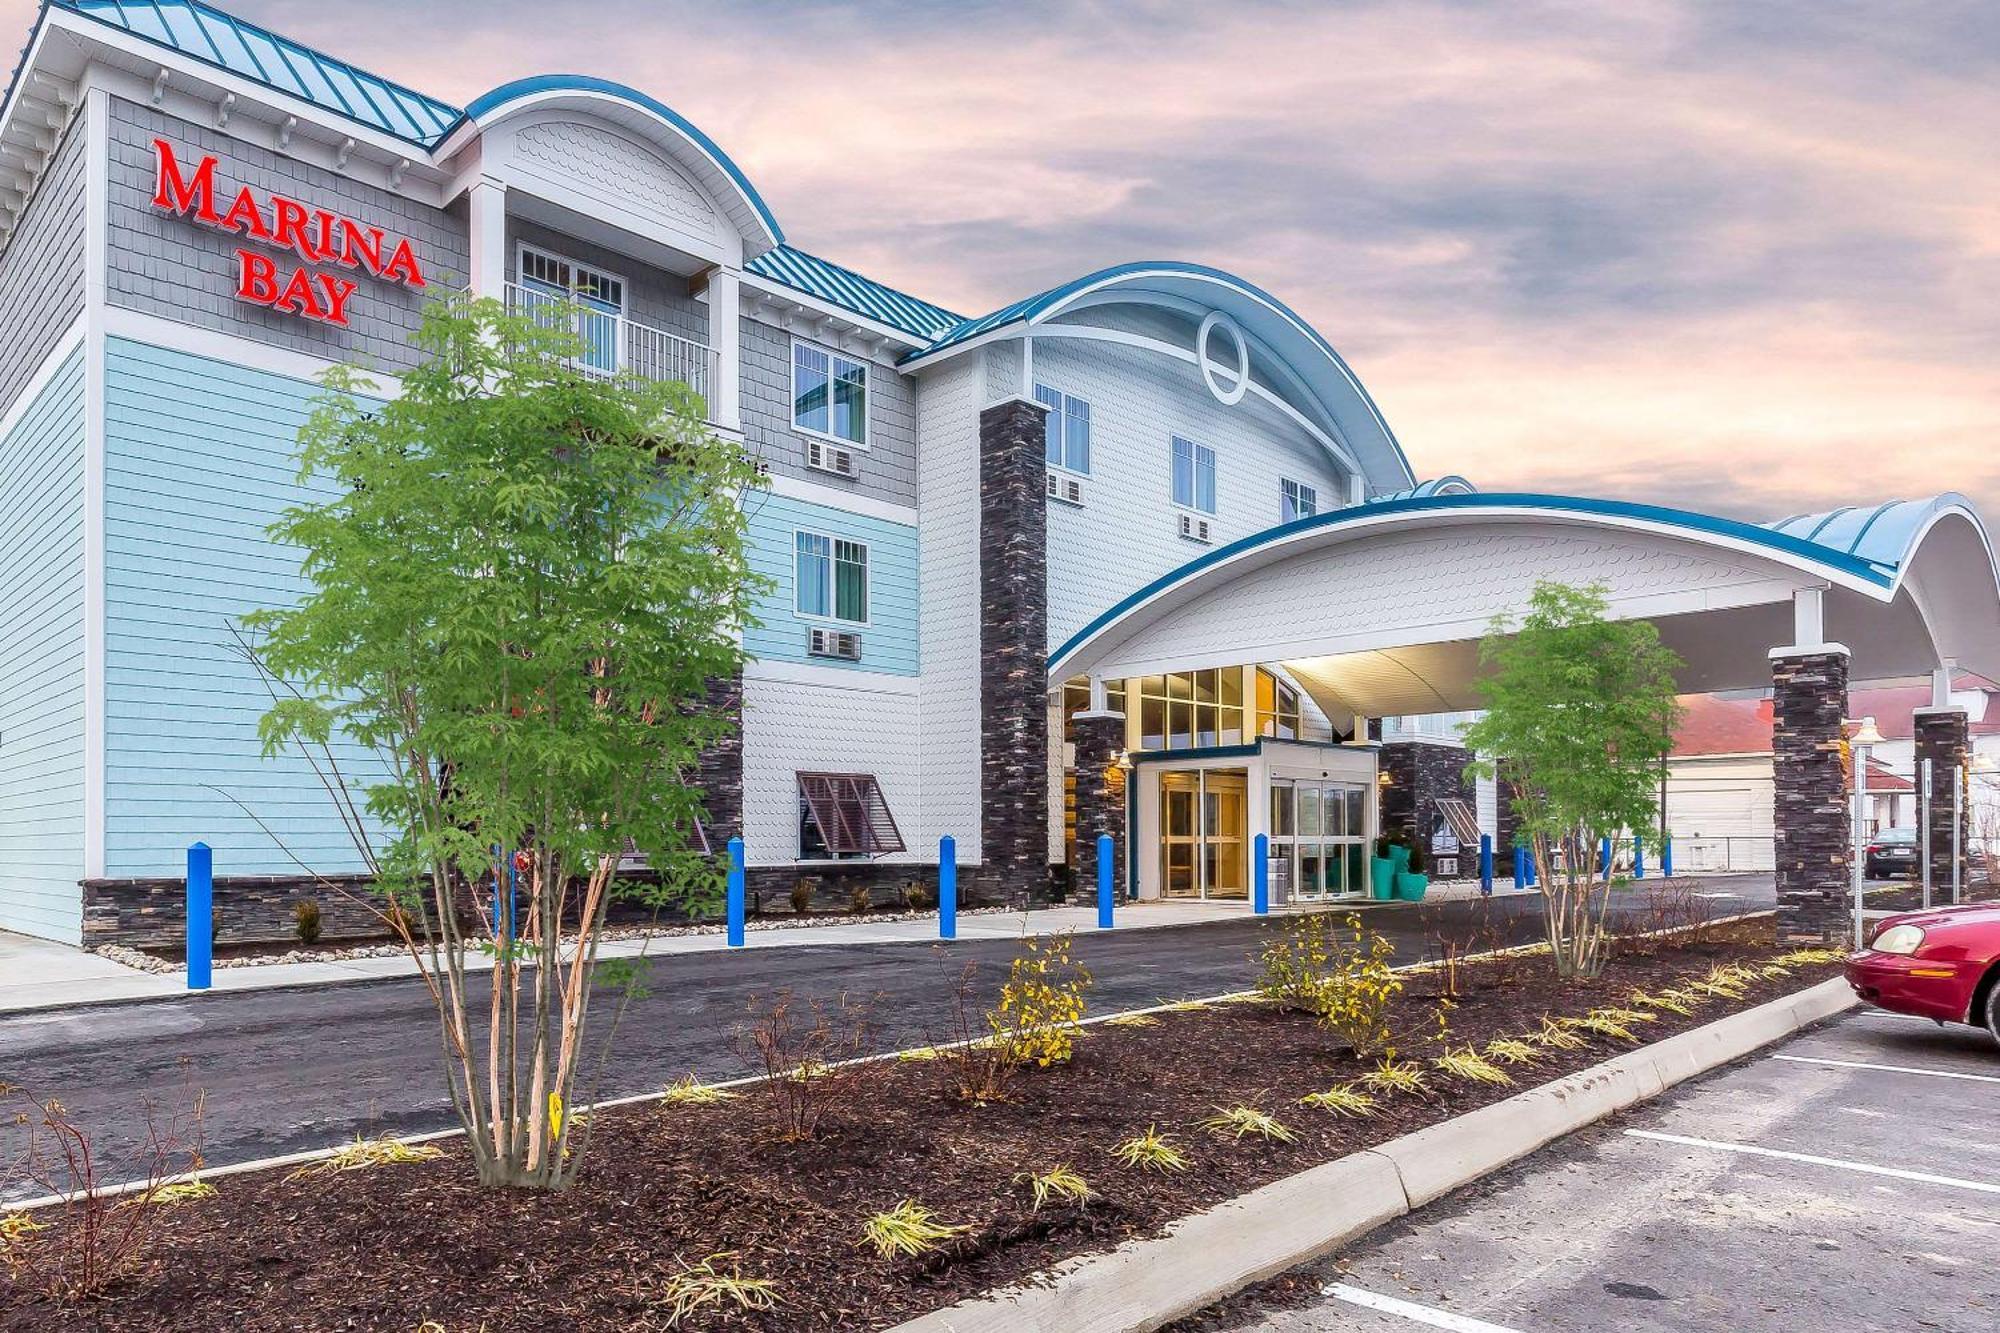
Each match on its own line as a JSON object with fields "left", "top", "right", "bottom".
{"left": 1369, "top": 857, "right": 1397, "bottom": 899}
{"left": 1395, "top": 871, "right": 1429, "bottom": 902}
{"left": 1386, "top": 844, "right": 1411, "bottom": 873}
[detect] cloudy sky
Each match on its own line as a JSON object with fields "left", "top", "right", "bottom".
{"left": 25, "top": 0, "right": 2000, "bottom": 518}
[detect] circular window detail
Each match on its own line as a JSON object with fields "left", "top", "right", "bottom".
{"left": 1197, "top": 311, "right": 1249, "bottom": 406}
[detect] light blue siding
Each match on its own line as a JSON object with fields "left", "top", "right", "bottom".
{"left": 102, "top": 337, "right": 385, "bottom": 878}
{"left": 0, "top": 345, "right": 86, "bottom": 941}
{"left": 743, "top": 491, "right": 918, "bottom": 676}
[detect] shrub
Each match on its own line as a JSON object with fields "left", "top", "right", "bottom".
{"left": 930, "top": 960, "right": 1015, "bottom": 1104}
{"left": 1358, "top": 1058, "right": 1431, "bottom": 1097}
{"left": 1404, "top": 839, "right": 1426, "bottom": 875}
{"left": 1311, "top": 915, "right": 1402, "bottom": 1058}
{"left": 660, "top": 1073, "right": 740, "bottom": 1106}
{"left": 1432, "top": 1047, "right": 1512, "bottom": 1086}
{"left": 1255, "top": 913, "right": 1339, "bottom": 1011}
{"left": 858, "top": 1200, "right": 968, "bottom": 1259}
{"left": 848, "top": 884, "right": 873, "bottom": 915}
{"left": 737, "top": 991, "right": 879, "bottom": 1141}
{"left": 903, "top": 881, "right": 932, "bottom": 911}
{"left": 989, "top": 932, "right": 1093, "bottom": 1068}
{"left": 789, "top": 879, "right": 815, "bottom": 916}
{"left": 285, "top": 1135, "right": 443, "bottom": 1182}
{"left": 292, "top": 898, "right": 322, "bottom": 947}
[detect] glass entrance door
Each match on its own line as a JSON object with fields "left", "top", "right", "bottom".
{"left": 1159, "top": 769, "right": 1248, "bottom": 900}
{"left": 1270, "top": 779, "right": 1368, "bottom": 901}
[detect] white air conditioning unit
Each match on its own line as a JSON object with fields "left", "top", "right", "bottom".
{"left": 808, "top": 626, "right": 862, "bottom": 661}
{"left": 1045, "top": 471, "right": 1085, "bottom": 507}
{"left": 1178, "top": 512, "right": 1213, "bottom": 544}
{"left": 804, "top": 439, "right": 858, "bottom": 478}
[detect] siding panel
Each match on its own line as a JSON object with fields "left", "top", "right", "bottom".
{"left": 0, "top": 347, "right": 86, "bottom": 941}
{"left": 101, "top": 337, "right": 387, "bottom": 877}
{"left": 743, "top": 491, "right": 918, "bottom": 676}
{"left": 0, "top": 115, "right": 86, "bottom": 415}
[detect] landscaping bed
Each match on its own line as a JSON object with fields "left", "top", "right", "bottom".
{"left": 2, "top": 922, "right": 1842, "bottom": 1332}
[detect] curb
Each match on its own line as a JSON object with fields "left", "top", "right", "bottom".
{"left": 884, "top": 976, "right": 1856, "bottom": 1333}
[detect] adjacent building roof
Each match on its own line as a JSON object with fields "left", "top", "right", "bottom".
{"left": 54, "top": 0, "right": 461, "bottom": 146}
{"left": 1380, "top": 476, "right": 1476, "bottom": 501}
{"left": 746, "top": 246, "right": 963, "bottom": 342}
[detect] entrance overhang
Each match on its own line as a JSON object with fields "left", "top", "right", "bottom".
{"left": 1049, "top": 492, "right": 2000, "bottom": 720}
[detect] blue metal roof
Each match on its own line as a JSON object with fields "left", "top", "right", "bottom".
{"left": 55, "top": 0, "right": 462, "bottom": 147}
{"left": 1049, "top": 491, "right": 1985, "bottom": 672}
{"left": 746, "top": 246, "right": 961, "bottom": 341}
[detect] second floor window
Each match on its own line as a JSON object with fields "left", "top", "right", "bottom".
{"left": 1172, "top": 436, "right": 1216, "bottom": 514}
{"left": 795, "top": 531, "right": 868, "bottom": 624}
{"left": 1281, "top": 479, "right": 1317, "bottom": 522}
{"left": 1035, "top": 384, "right": 1091, "bottom": 473}
{"left": 518, "top": 245, "right": 624, "bottom": 375}
{"left": 794, "top": 342, "right": 868, "bottom": 446}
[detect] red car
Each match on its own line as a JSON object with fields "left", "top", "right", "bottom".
{"left": 1846, "top": 902, "right": 2000, "bottom": 1044}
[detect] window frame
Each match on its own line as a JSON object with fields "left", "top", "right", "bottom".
{"left": 792, "top": 527, "right": 871, "bottom": 628}
{"left": 797, "top": 771, "right": 906, "bottom": 859}
{"left": 1034, "top": 382, "right": 1091, "bottom": 476}
{"left": 516, "top": 242, "right": 628, "bottom": 375}
{"left": 1281, "top": 478, "right": 1318, "bottom": 523}
{"left": 790, "top": 336, "right": 872, "bottom": 450}
{"left": 1170, "top": 435, "right": 1217, "bottom": 515}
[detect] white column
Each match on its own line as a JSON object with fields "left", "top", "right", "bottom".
{"left": 707, "top": 265, "right": 742, "bottom": 433}
{"left": 467, "top": 177, "right": 507, "bottom": 300}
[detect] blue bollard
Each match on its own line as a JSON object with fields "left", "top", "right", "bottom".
{"left": 1662, "top": 834, "right": 1674, "bottom": 877}
{"left": 1600, "top": 837, "right": 1612, "bottom": 877}
{"left": 1525, "top": 850, "right": 1538, "bottom": 888}
{"left": 186, "top": 842, "right": 212, "bottom": 991}
{"left": 726, "top": 837, "right": 745, "bottom": 948}
{"left": 1634, "top": 836, "right": 1646, "bottom": 879}
{"left": 1512, "top": 845, "right": 1525, "bottom": 889}
{"left": 1253, "top": 833, "right": 1270, "bottom": 914}
{"left": 1097, "top": 833, "right": 1115, "bottom": 929}
{"left": 939, "top": 835, "right": 957, "bottom": 940}
{"left": 1479, "top": 834, "right": 1494, "bottom": 895}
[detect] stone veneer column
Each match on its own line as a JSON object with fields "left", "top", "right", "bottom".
{"left": 1771, "top": 649, "right": 1851, "bottom": 941}
{"left": 1377, "top": 741, "right": 1474, "bottom": 850}
{"left": 1913, "top": 707, "right": 1970, "bottom": 901}
{"left": 695, "top": 669, "right": 744, "bottom": 850}
{"left": 1071, "top": 711, "right": 1128, "bottom": 900}
{"left": 979, "top": 396, "right": 1051, "bottom": 905}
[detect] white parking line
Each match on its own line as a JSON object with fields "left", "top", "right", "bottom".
{"left": 1321, "top": 1283, "right": 1526, "bottom": 1332}
{"left": 1774, "top": 1053, "right": 2000, "bottom": 1085}
{"left": 1624, "top": 1129, "right": 2000, "bottom": 1194}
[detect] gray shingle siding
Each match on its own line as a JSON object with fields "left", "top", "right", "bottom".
{"left": 105, "top": 97, "right": 469, "bottom": 374}
{"left": 0, "top": 114, "right": 86, "bottom": 414}
{"left": 504, "top": 217, "right": 708, "bottom": 345}
{"left": 741, "top": 316, "right": 918, "bottom": 508}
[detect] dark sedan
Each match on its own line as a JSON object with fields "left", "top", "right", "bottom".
{"left": 1864, "top": 827, "right": 1919, "bottom": 879}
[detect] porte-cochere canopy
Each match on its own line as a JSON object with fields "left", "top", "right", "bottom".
{"left": 1049, "top": 492, "right": 2000, "bottom": 720}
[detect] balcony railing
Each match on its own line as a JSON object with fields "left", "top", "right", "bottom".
{"left": 504, "top": 281, "right": 721, "bottom": 423}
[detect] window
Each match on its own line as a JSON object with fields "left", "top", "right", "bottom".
{"left": 1035, "top": 384, "right": 1091, "bottom": 474}
{"left": 517, "top": 244, "right": 623, "bottom": 375}
{"left": 1281, "top": 479, "right": 1317, "bottom": 522}
{"left": 794, "top": 531, "right": 869, "bottom": 624}
{"left": 1256, "top": 667, "right": 1303, "bottom": 740}
{"left": 1171, "top": 436, "right": 1216, "bottom": 514}
{"left": 793, "top": 341, "right": 868, "bottom": 446}
{"left": 1136, "top": 669, "right": 1244, "bottom": 751}
{"left": 798, "top": 772, "right": 905, "bottom": 857}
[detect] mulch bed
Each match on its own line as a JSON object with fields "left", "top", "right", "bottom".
{"left": 2, "top": 923, "right": 1841, "bottom": 1332}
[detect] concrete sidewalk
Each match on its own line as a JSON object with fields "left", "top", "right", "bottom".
{"left": 0, "top": 879, "right": 1533, "bottom": 1015}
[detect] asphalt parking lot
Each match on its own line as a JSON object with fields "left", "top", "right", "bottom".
{"left": 1187, "top": 1005, "right": 1999, "bottom": 1333}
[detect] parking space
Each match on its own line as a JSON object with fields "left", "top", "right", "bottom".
{"left": 1189, "top": 1009, "right": 2000, "bottom": 1333}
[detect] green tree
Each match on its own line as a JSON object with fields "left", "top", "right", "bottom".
{"left": 246, "top": 292, "right": 764, "bottom": 1188}
{"left": 1461, "top": 580, "right": 1682, "bottom": 978}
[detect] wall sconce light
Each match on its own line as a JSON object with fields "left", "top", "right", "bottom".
{"left": 1114, "top": 749, "right": 1133, "bottom": 771}
{"left": 1376, "top": 770, "right": 1393, "bottom": 787}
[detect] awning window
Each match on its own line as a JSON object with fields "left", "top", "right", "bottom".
{"left": 798, "top": 772, "right": 906, "bottom": 856}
